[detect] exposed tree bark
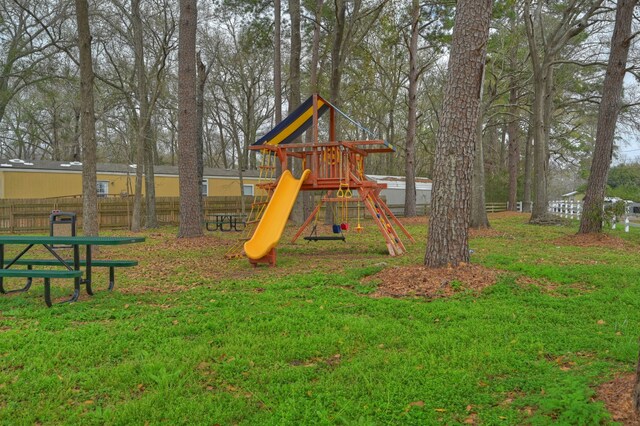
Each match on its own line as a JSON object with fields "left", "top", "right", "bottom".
{"left": 144, "top": 126, "right": 157, "bottom": 228}
{"left": 197, "top": 52, "right": 211, "bottom": 198}
{"left": 507, "top": 84, "right": 520, "bottom": 211}
{"left": 329, "top": 0, "right": 347, "bottom": 111}
{"left": 288, "top": 0, "right": 301, "bottom": 122}
{"left": 522, "top": 124, "right": 533, "bottom": 212}
{"left": 131, "top": 0, "right": 147, "bottom": 232}
{"left": 425, "top": 0, "right": 492, "bottom": 268}
{"left": 177, "top": 0, "right": 202, "bottom": 238}
{"left": 579, "top": 0, "right": 635, "bottom": 234}
{"left": 289, "top": 0, "right": 304, "bottom": 223}
{"left": 470, "top": 67, "right": 490, "bottom": 229}
{"left": 274, "top": 0, "right": 282, "bottom": 124}
{"left": 303, "top": 0, "right": 324, "bottom": 220}
{"left": 74, "top": 0, "right": 98, "bottom": 236}
{"left": 404, "top": 0, "right": 419, "bottom": 218}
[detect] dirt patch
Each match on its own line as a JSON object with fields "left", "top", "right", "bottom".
{"left": 554, "top": 233, "right": 627, "bottom": 250}
{"left": 595, "top": 373, "right": 638, "bottom": 425}
{"left": 366, "top": 263, "right": 499, "bottom": 299}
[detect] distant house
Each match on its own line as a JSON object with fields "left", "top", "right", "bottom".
{"left": 365, "top": 175, "right": 432, "bottom": 214}
{"left": 560, "top": 191, "right": 583, "bottom": 201}
{"left": 0, "top": 159, "right": 261, "bottom": 199}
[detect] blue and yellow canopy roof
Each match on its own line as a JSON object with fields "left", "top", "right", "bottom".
{"left": 253, "top": 95, "right": 329, "bottom": 146}
{"left": 253, "top": 94, "right": 394, "bottom": 151}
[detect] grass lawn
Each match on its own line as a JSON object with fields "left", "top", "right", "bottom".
{"left": 0, "top": 213, "right": 638, "bottom": 425}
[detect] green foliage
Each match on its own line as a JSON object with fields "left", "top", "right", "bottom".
{"left": 602, "top": 200, "right": 627, "bottom": 227}
{"left": 607, "top": 163, "right": 640, "bottom": 201}
{"left": 531, "top": 378, "right": 610, "bottom": 425}
{"left": 485, "top": 170, "right": 509, "bottom": 202}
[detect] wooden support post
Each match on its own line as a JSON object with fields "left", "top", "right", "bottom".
{"left": 329, "top": 107, "right": 335, "bottom": 142}
{"left": 291, "top": 197, "right": 325, "bottom": 243}
{"left": 370, "top": 192, "right": 407, "bottom": 254}
{"left": 248, "top": 248, "right": 276, "bottom": 267}
{"left": 376, "top": 194, "right": 415, "bottom": 243}
{"left": 363, "top": 197, "right": 396, "bottom": 256}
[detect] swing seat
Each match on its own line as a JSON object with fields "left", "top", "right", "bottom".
{"left": 303, "top": 235, "right": 346, "bottom": 242}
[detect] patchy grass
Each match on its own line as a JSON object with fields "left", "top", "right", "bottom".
{"left": 0, "top": 213, "right": 639, "bottom": 424}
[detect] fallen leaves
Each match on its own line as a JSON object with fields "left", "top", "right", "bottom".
{"left": 553, "top": 233, "right": 629, "bottom": 250}
{"left": 595, "top": 373, "right": 638, "bottom": 425}
{"left": 365, "top": 263, "right": 499, "bottom": 299}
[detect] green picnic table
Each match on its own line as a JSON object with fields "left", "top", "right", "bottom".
{"left": 0, "top": 235, "right": 144, "bottom": 307}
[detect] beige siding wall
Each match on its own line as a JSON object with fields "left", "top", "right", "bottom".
{"left": 0, "top": 170, "right": 263, "bottom": 199}
{"left": 4, "top": 171, "right": 82, "bottom": 198}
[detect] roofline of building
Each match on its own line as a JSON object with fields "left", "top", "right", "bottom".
{"left": 0, "top": 159, "right": 259, "bottom": 178}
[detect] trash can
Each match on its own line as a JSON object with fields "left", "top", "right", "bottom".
{"left": 49, "top": 210, "right": 76, "bottom": 249}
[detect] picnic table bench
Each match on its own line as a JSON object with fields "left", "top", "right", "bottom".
{"left": 205, "top": 213, "right": 246, "bottom": 232}
{"left": 0, "top": 235, "right": 144, "bottom": 307}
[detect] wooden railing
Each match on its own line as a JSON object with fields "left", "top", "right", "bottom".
{"left": 0, "top": 196, "right": 254, "bottom": 233}
{"left": 0, "top": 196, "right": 513, "bottom": 233}
{"left": 485, "top": 202, "right": 509, "bottom": 213}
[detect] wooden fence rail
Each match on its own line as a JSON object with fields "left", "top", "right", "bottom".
{"left": 0, "top": 196, "right": 511, "bottom": 233}
{"left": 0, "top": 196, "right": 254, "bottom": 233}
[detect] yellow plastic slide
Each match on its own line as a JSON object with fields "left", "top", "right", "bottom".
{"left": 244, "top": 169, "right": 311, "bottom": 260}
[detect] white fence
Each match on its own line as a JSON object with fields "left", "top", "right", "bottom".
{"left": 548, "top": 200, "right": 583, "bottom": 220}
{"left": 548, "top": 200, "right": 633, "bottom": 232}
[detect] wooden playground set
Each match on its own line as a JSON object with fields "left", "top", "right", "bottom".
{"left": 227, "top": 94, "right": 414, "bottom": 266}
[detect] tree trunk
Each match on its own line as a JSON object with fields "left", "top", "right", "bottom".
{"left": 470, "top": 88, "right": 490, "bottom": 229}
{"left": 144, "top": 126, "right": 157, "bottom": 228}
{"left": 274, "top": 0, "right": 282, "bottom": 124}
{"left": 303, "top": 0, "right": 323, "bottom": 221}
{"left": 74, "top": 0, "right": 98, "bottom": 236}
{"left": 404, "top": 0, "right": 419, "bottom": 218}
{"left": 289, "top": 0, "right": 304, "bottom": 223}
{"left": 131, "top": 0, "right": 146, "bottom": 232}
{"left": 177, "top": 0, "right": 202, "bottom": 238}
{"left": 523, "top": 0, "right": 604, "bottom": 221}
{"left": 523, "top": 124, "right": 533, "bottom": 212}
{"left": 530, "top": 63, "right": 551, "bottom": 220}
{"left": 329, "top": 0, "right": 346, "bottom": 111}
{"left": 197, "top": 52, "right": 208, "bottom": 198}
{"left": 273, "top": 0, "right": 283, "bottom": 179}
{"left": 425, "top": 0, "right": 492, "bottom": 268}
{"left": 579, "top": 0, "right": 634, "bottom": 234}
{"left": 507, "top": 84, "right": 519, "bottom": 211}
{"left": 326, "top": 0, "right": 346, "bottom": 224}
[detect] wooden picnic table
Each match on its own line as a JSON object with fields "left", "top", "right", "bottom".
{"left": 0, "top": 235, "right": 144, "bottom": 306}
{"left": 205, "top": 213, "right": 246, "bottom": 232}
